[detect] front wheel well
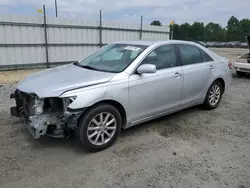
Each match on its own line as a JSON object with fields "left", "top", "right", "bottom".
{"left": 214, "top": 78, "right": 225, "bottom": 94}
{"left": 79, "top": 100, "right": 127, "bottom": 128}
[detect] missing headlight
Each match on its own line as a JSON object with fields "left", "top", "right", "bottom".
{"left": 44, "top": 98, "right": 64, "bottom": 113}
{"left": 62, "top": 96, "right": 77, "bottom": 111}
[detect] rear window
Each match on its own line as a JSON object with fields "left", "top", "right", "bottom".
{"left": 200, "top": 49, "right": 213, "bottom": 62}
{"left": 176, "top": 44, "right": 202, "bottom": 65}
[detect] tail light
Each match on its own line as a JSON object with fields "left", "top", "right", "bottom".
{"left": 228, "top": 61, "right": 232, "bottom": 69}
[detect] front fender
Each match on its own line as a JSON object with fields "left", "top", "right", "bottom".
{"left": 61, "top": 87, "right": 108, "bottom": 109}
{"left": 60, "top": 80, "right": 130, "bottom": 114}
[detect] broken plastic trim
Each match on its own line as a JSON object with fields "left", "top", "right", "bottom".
{"left": 67, "top": 107, "right": 86, "bottom": 113}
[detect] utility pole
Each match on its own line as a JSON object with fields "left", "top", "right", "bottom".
{"left": 99, "top": 10, "right": 102, "bottom": 47}
{"left": 170, "top": 20, "right": 175, "bottom": 40}
{"left": 171, "top": 27, "right": 174, "bottom": 39}
{"left": 43, "top": 5, "right": 49, "bottom": 68}
{"left": 140, "top": 15, "right": 143, "bottom": 40}
{"left": 55, "top": 0, "right": 58, "bottom": 17}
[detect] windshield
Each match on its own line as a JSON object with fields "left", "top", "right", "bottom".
{"left": 76, "top": 43, "right": 148, "bottom": 73}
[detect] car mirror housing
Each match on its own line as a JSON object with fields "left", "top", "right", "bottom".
{"left": 137, "top": 64, "right": 156, "bottom": 74}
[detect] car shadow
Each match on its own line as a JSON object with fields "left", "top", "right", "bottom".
{"left": 25, "top": 105, "right": 202, "bottom": 154}
{"left": 232, "top": 72, "right": 250, "bottom": 79}
{"left": 120, "top": 105, "right": 202, "bottom": 138}
{"left": 27, "top": 134, "right": 89, "bottom": 154}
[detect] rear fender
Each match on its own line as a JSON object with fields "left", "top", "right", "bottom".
{"left": 207, "top": 76, "right": 226, "bottom": 93}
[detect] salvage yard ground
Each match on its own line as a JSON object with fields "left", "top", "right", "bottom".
{"left": 0, "top": 48, "right": 249, "bottom": 188}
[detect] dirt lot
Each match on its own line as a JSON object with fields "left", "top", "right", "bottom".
{"left": 0, "top": 48, "right": 249, "bottom": 188}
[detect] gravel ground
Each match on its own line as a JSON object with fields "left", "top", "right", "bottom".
{"left": 0, "top": 49, "right": 250, "bottom": 188}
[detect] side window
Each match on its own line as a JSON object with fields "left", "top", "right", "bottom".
{"left": 200, "top": 49, "right": 213, "bottom": 62}
{"left": 177, "top": 44, "right": 202, "bottom": 65}
{"left": 141, "top": 44, "right": 177, "bottom": 70}
{"left": 148, "top": 51, "right": 157, "bottom": 58}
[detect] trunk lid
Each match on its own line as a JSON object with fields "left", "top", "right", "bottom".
{"left": 236, "top": 35, "right": 250, "bottom": 63}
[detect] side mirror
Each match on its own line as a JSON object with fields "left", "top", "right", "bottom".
{"left": 137, "top": 64, "right": 156, "bottom": 74}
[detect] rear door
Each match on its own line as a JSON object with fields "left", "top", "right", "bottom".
{"left": 175, "top": 44, "right": 215, "bottom": 105}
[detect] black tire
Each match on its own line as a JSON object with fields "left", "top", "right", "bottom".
{"left": 203, "top": 81, "right": 223, "bottom": 110}
{"left": 76, "top": 104, "right": 122, "bottom": 152}
{"left": 236, "top": 71, "right": 246, "bottom": 77}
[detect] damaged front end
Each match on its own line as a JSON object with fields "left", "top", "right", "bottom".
{"left": 10, "top": 90, "right": 83, "bottom": 139}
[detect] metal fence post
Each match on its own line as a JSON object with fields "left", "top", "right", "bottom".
{"left": 55, "top": 0, "right": 58, "bottom": 17}
{"left": 99, "top": 10, "right": 102, "bottom": 47}
{"left": 171, "top": 20, "right": 174, "bottom": 40}
{"left": 171, "top": 27, "right": 174, "bottom": 40}
{"left": 43, "top": 5, "right": 49, "bottom": 68}
{"left": 140, "top": 15, "right": 143, "bottom": 40}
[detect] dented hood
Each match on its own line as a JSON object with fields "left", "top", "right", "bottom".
{"left": 17, "top": 64, "right": 115, "bottom": 98}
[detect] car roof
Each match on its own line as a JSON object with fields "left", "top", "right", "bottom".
{"left": 114, "top": 40, "right": 201, "bottom": 46}
{"left": 115, "top": 40, "right": 223, "bottom": 61}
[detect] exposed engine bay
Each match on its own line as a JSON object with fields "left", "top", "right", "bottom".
{"left": 10, "top": 90, "right": 82, "bottom": 139}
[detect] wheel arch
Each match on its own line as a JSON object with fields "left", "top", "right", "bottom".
{"left": 213, "top": 77, "right": 225, "bottom": 94}
{"left": 79, "top": 99, "right": 127, "bottom": 128}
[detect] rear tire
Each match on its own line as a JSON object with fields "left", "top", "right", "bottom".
{"left": 236, "top": 71, "right": 246, "bottom": 77}
{"left": 76, "top": 104, "right": 122, "bottom": 152}
{"left": 203, "top": 81, "right": 223, "bottom": 110}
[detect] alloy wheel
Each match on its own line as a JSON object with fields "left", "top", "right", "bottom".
{"left": 87, "top": 112, "right": 117, "bottom": 146}
{"left": 208, "top": 84, "right": 221, "bottom": 106}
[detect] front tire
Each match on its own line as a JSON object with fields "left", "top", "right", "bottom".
{"left": 203, "top": 81, "right": 223, "bottom": 110}
{"left": 76, "top": 104, "right": 122, "bottom": 152}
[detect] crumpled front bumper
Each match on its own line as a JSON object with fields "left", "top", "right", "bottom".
{"left": 10, "top": 91, "right": 55, "bottom": 139}
{"left": 21, "top": 114, "right": 58, "bottom": 139}
{"left": 10, "top": 90, "right": 82, "bottom": 139}
{"left": 22, "top": 116, "right": 47, "bottom": 139}
{"left": 10, "top": 108, "right": 47, "bottom": 139}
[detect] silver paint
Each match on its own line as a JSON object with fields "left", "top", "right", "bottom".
{"left": 15, "top": 40, "right": 232, "bottom": 131}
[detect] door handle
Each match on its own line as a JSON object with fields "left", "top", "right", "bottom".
{"left": 209, "top": 65, "right": 215, "bottom": 70}
{"left": 173, "top": 72, "right": 181, "bottom": 77}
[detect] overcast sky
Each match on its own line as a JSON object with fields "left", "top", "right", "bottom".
{"left": 0, "top": 0, "right": 249, "bottom": 26}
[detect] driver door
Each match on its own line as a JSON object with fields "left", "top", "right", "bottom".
{"left": 128, "top": 44, "right": 183, "bottom": 123}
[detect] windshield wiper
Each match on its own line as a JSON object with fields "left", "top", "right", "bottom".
{"left": 78, "top": 65, "right": 99, "bottom": 71}
{"left": 73, "top": 61, "right": 80, "bottom": 66}
{"left": 73, "top": 62, "right": 112, "bottom": 72}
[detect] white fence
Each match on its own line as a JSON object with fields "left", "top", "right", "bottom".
{"left": 0, "top": 13, "right": 170, "bottom": 70}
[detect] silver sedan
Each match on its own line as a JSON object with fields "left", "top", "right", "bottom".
{"left": 10, "top": 40, "right": 232, "bottom": 152}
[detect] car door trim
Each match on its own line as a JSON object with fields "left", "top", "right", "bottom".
{"left": 127, "top": 98, "right": 202, "bottom": 128}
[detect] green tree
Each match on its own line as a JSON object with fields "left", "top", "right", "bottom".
{"left": 178, "top": 23, "right": 191, "bottom": 40}
{"left": 222, "top": 28, "right": 227, "bottom": 41}
{"left": 150, "top": 20, "right": 162, "bottom": 26}
{"left": 169, "top": 24, "right": 180, "bottom": 39}
{"left": 190, "top": 22, "right": 205, "bottom": 41}
{"left": 226, "top": 16, "right": 242, "bottom": 41}
{"left": 205, "top": 22, "right": 225, "bottom": 41}
{"left": 159, "top": 16, "right": 250, "bottom": 42}
{"left": 240, "top": 19, "right": 250, "bottom": 41}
